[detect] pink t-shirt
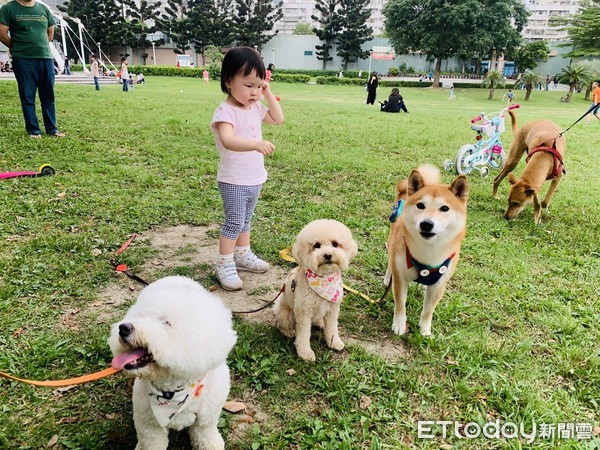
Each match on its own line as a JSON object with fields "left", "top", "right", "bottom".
{"left": 211, "top": 101, "right": 269, "bottom": 185}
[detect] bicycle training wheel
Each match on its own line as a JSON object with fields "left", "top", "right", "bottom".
{"left": 489, "top": 151, "right": 506, "bottom": 170}
{"left": 456, "top": 144, "right": 476, "bottom": 175}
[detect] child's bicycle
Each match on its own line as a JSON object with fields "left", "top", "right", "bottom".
{"left": 443, "top": 104, "right": 520, "bottom": 177}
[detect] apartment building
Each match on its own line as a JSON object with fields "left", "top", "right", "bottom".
{"left": 520, "top": 0, "right": 580, "bottom": 42}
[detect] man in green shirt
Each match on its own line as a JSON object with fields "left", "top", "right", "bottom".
{"left": 0, "top": 0, "right": 64, "bottom": 138}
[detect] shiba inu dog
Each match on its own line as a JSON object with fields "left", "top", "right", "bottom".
{"left": 385, "top": 165, "right": 468, "bottom": 336}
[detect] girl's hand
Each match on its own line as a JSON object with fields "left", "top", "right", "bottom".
{"left": 262, "top": 82, "right": 273, "bottom": 97}
{"left": 255, "top": 140, "right": 275, "bottom": 155}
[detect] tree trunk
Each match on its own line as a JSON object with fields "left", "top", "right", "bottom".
{"left": 584, "top": 85, "right": 592, "bottom": 101}
{"left": 567, "top": 83, "right": 576, "bottom": 101}
{"left": 431, "top": 57, "right": 442, "bottom": 88}
{"left": 525, "top": 86, "right": 532, "bottom": 101}
{"left": 490, "top": 50, "right": 497, "bottom": 71}
{"left": 488, "top": 80, "right": 494, "bottom": 100}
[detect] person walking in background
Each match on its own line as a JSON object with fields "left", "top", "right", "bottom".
{"left": 586, "top": 80, "right": 600, "bottom": 125}
{"left": 545, "top": 75, "right": 550, "bottom": 91}
{"left": 203, "top": 68, "right": 209, "bottom": 85}
{"left": 366, "top": 72, "right": 379, "bottom": 105}
{"left": 449, "top": 84, "right": 456, "bottom": 101}
{"left": 502, "top": 89, "right": 517, "bottom": 105}
{"left": 0, "top": 0, "right": 64, "bottom": 138}
{"left": 120, "top": 56, "right": 129, "bottom": 92}
{"left": 210, "top": 47, "right": 284, "bottom": 291}
{"left": 63, "top": 56, "right": 70, "bottom": 75}
{"left": 90, "top": 53, "right": 100, "bottom": 91}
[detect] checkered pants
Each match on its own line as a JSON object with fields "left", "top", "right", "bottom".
{"left": 218, "top": 182, "right": 263, "bottom": 240}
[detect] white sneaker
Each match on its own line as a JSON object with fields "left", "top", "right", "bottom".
{"left": 235, "top": 250, "right": 269, "bottom": 273}
{"left": 216, "top": 261, "right": 243, "bottom": 291}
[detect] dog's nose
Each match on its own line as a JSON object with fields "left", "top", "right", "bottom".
{"left": 419, "top": 220, "right": 434, "bottom": 232}
{"left": 324, "top": 253, "right": 332, "bottom": 261}
{"left": 119, "top": 323, "right": 134, "bottom": 339}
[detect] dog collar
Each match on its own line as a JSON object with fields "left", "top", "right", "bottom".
{"left": 404, "top": 240, "right": 455, "bottom": 286}
{"left": 306, "top": 269, "right": 343, "bottom": 303}
{"left": 389, "top": 199, "right": 405, "bottom": 223}
{"left": 147, "top": 379, "right": 204, "bottom": 428}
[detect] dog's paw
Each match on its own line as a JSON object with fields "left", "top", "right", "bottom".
{"left": 419, "top": 319, "right": 432, "bottom": 336}
{"left": 278, "top": 327, "right": 296, "bottom": 338}
{"left": 392, "top": 322, "right": 407, "bottom": 336}
{"left": 329, "top": 337, "right": 344, "bottom": 351}
{"left": 297, "top": 348, "right": 316, "bottom": 362}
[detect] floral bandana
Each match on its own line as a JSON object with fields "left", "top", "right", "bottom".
{"left": 306, "top": 268, "right": 343, "bottom": 303}
{"left": 147, "top": 380, "right": 204, "bottom": 428}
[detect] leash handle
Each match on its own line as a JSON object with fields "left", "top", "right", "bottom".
{"left": 0, "top": 367, "right": 120, "bottom": 387}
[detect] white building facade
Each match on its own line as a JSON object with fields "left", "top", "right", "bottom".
{"left": 520, "top": 0, "right": 580, "bottom": 42}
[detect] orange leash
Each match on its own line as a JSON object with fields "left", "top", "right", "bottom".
{"left": 0, "top": 367, "right": 120, "bottom": 387}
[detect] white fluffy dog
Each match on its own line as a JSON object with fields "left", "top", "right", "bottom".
{"left": 273, "top": 219, "right": 358, "bottom": 361}
{"left": 109, "top": 276, "right": 237, "bottom": 450}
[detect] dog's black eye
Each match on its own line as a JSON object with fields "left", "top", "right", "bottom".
{"left": 511, "top": 201, "right": 520, "bottom": 207}
{"left": 332, "top": 241, "right": 338, "bottom": 248}
{"left": 313, "top": 242, "right": 321, "bottom": 249}
{"left": 163, "top": 320, "right": 171, "bottom": 327}
{"left": 440, "top": 205, "right": 449, "bottom": 212}
{"left": 416, "top": 202, "right": 425, "bottom": 210}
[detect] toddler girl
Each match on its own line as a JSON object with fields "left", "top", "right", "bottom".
{"left": 210, "top": 47, "right": 284, "bottom": 290}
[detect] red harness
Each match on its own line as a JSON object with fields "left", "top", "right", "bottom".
{"left": 525, "top": 143, "right": 564, "bottom": 180}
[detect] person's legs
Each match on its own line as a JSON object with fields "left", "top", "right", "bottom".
{"left": 94, "top": 76, "right": 100, "bottom": 90}
{"left": 12, "top": 57, "right": 42, "bottom": 136}
{"left": 38, "top": 59, "right": 59, "bottom": 135}
{"left": 122, "top": 78, "right": 128, "bottom": 92}
{"left": 593, "top": 103, "right": 600, "bottom": 122}
{"left": 217, "top": 183, "right": 246, "bottom": 290}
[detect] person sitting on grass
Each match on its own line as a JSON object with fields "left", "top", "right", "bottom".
{"left": 379, "top": 88, "right": 409, "bottom": 113}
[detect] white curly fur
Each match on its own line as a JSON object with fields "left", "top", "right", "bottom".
{"left": 273, "top": 220, "right": 358, "bottom": 362}
{"left": 109, "top": 276, "right": 237, "bottom": 450}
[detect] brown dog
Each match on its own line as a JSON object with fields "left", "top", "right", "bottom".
{"left": 492, "top": 110, "right": 566, "bottom": 224}
{"left": 385, "top": 165, "right": 468, "bottom": 336}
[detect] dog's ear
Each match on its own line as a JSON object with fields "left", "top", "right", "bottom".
{"left": 450, "top": 175, "right": 468, "bottom": 202}
{"left": 291, "top": 240, "right": 303, "bottom": 265}
{"left": 508, "top": 173, "right": 517, "bottom": 185}
{"left": 407, "top": 170, "right": 425, "bottom": 195}
{"left": 524, "top": 185, "right": 537, "bottom": 197}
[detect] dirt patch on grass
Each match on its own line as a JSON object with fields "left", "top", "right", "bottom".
{"left": 94, "top": 225, "right": 410, "bottom": 360}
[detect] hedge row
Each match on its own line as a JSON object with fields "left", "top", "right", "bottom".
{"left": 453, "top": 81, "right": 516, "bottom": 89}
{"left": 271, "top": 73, "right": 311, "bottom": 83}
{"left": 316, "top": 76, "right": 441, "bottom": 88}
{"left": 70, "top": 64, "right": 221, "bottom": 79}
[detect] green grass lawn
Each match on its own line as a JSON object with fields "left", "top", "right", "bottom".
{"left": 0, "top": 77, "right": 598, "bottom": 449}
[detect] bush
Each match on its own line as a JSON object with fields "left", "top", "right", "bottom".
{"left": 453, "top": 81, "right": 516, "bottom": 89}
{"left": 388, "top": 67, "right": 399, "bottom": 76}
{"left": 270, "top": 73, "right": 310, "bottom": 83}
{"left": 316, "top": 77, "right": 441, "bottom": 88}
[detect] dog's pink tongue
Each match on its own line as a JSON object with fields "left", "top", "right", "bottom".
{"left": 111, "top": 349, "right": 146, "bottom": 370}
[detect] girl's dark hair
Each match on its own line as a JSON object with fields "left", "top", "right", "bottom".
{"left": 391, "top": 88, "right": 399, "bottom": 96}
{"left": 220, "top": 47, "right": 266, "bottom": 94}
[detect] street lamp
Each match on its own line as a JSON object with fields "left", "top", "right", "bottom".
{"left": 272, "top": 48, "right": 275, "bottom": 66}
{"left": 97, "top": 42, "right": 101, "bottom": 61}
{"left": 151, "top": 42, "right": 156, "bottom": 65}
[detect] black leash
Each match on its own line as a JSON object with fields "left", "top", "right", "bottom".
{"left": 231, "top": 284, "right": 285, "bottom": 314}
{"left": 558, "top": 103, "right": 597, "bottom": 138}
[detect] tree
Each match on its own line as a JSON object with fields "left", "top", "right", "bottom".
{"left": 579, "top": 60, "right": 600, "bottom": 100}
{"left": 384, "top": 0, "right": 528, "bottom": 87}
{"left": 293, "top": 22, "right": 315, "bottom": 35}
{"left": 127, "top": 0, "right": 163, "bottom": 64}
{"left": 475, "top": 0, "right": 528, "bottom": 71}
{"left": 158, "top": 0, "right": 193, "bottom": 55}
{"left": 482, "top": 70, "right": 505, "bottom": 100}
{"left": 559, "top": 63, "right": 593, "bottom": 102}
{"left": 518, "top": 70, "right": 543, "bottom": 101}
{"left": 312, "top": 0, "right": 341, "bottom": 70}
{"left": 550, "top": 0, "right": 600, "bottom": 57}
{"left": 232, "top": 0, "right": 283, "bottom": 50}
{"left": 513, "top": 41, "right": 550, "bottom": 73}
{"left": 335, "top": 0, "right": 372, "bottom": 69}
{"left": 384, "top": 0, "right": 484, "bottom": 88}
{"left": 189, "top": 0, "right": 235, "bottom": 58}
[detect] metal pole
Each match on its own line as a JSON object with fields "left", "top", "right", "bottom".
{"left": 60, "top": 17, "right": 67, "bottom": 58}
{"left": 368, "top": 50, "right": 372, "bottom": 79}
{"left": 77, "top": 19, "right": 86, "bottom": 70}
{"left": 272, "top": 48, "right": 275, "bottom": 66}
{"left": 152, "top": 42, "right": 156, "bottom": 65}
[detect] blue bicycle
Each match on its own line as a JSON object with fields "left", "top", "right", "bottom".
{"left": 444, "top": 104, "right": 520, "bottom": 177}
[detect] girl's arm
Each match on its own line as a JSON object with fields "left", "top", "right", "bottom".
{"left": 214, "top": 122, "right": 275, "bottom": 155}
{"left": 261, "top": 83, "right": 284, "bottom": 125}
